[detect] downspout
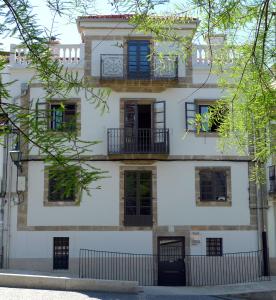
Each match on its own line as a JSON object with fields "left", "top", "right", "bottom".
{"left": 4, "top": 135, "right": 13, "bottom": 269}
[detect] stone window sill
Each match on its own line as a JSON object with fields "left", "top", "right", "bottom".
{"left": 43, "top": 201, "right": 79, "bottom": 207}
{"left": 194, "top": 132, "right": 218, "bottom": 138}
{"left": 196, "top": 200, "right": 232, "bottom": 207}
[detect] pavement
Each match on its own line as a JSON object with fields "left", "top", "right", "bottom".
{"left": 0, "top": 287, "right": 231, "bottom": 300}
{"left": 0, "top": 270, "right": 276, "bottom": 300}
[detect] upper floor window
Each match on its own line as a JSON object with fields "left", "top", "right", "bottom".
{"left": 48, "top": 168, "right": 76, "bottom": 202}
{"left": 199, "top": 169, "right": 227, "bottom": 201}
{"left": 127, "top": 40, "right": 151, "bottom": 79}
{"left": 206, "top": 238, "right": 223, "bottom": 256}
{"left": 50, "top": 103, "right": 76, "bottom": 132}
{"left": 124, "top": 170, "right": 152, "bottom": 226}
{"left": 185, "top": 101, "right": 224, "bottom": 133}
{"left": 195, "top": 167, "right": 231, "bottom": 207}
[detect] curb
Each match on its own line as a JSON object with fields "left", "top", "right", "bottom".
{"left": 0, "top": 273, "right": 141, "bottom": 294}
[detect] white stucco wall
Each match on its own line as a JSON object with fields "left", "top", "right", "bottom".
{"left": 157, "top": 161, "right": 250, "bottom": 226}
{"left": 25, "top": 160, "right": 250, "bottom": 227}
{"left": 190, "top": 231, "right": 258, "bottom": 254}
{"left": 27, "top": 161, "right": 120, "bottom": 226}
{"left": 24, "top": 86, "right": 239, "bottom": 157}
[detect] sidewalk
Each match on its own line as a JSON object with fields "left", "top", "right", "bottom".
{"left": 0, "top": 269, "right": 275, "bottom": 296}
{"left": 143, "top": 277, "right": 276, "bottom": 296}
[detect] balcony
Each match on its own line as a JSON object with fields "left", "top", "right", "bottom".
{"left": 9, "top": 44, "right": 84, "bottom": 68}
{"left": 107, "top": 128, "right": 169, "bottom": 155}
{"left": 100, "top": 54, "right": 178, "bottom": 80}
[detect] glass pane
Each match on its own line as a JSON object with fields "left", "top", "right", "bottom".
{"left": 126, "top": 197, "right": 136, "bottom": 206}
{"left": 125, "top": 172, "right": 136, "bottom": 197}
{"left": 200, "top": 172, "right": 214, "bottom": 201}
{"left": 214, "top": 171, "right": 227, "bottom": 199}
{"left": 140, "top": 172, "right": 151, "bottom": 181}
{"left": 140, "top": 207, "right": 151, "bottom": 215}
{"left": 140, "top": 182, "right": 151, "bottom": 197}
{"left": 126, "top": 207, "right": 136, "bottom": 215}
{"left": 51, "top": 105, "right": 64, "bottom": 130}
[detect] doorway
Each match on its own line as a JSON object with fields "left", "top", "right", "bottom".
{"left": 158, "top": 237, "right": 186, "bottom": 286}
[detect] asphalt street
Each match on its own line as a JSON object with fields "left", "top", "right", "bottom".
{"left": 0, "top": 287, "right": 237, "bottom": 300}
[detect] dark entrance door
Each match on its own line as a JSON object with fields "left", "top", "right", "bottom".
{"left": 158, "top": 237, "right": 186, "bottom": 286}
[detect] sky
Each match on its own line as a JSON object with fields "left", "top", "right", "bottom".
{"left": 0, "top": 0, "right": 181, "bottom": 51}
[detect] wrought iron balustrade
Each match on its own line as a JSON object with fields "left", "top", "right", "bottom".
{"left": 107, "top": 128, "right": 169, "bottom": 155}
{"left": 100, "top": 54, "right": 178, "bottom": 80}
{"left": 79, "top": 248, "right": 270, "bottom": 286}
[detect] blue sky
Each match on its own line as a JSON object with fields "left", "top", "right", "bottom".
{"left": 1, "top": 0, "right": 181, "bottom": 50}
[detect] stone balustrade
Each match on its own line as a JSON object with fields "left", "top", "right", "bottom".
{"left": 9, "top": 44, "right": 84, "bottom": 67}
{"left": 9, "top": 43, "right": 232, "bottom": 71}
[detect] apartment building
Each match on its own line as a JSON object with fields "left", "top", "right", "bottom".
{"left": 0, "top": 14, "right": 265, "bottom": 285}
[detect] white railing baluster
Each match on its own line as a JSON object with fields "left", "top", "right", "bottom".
{"left": 9, "top": 43, "right": 84, "bottom": 67}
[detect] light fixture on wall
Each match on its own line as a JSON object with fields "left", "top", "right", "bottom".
{"left": 9, "top": 149, "right": 22, "bottom": 171}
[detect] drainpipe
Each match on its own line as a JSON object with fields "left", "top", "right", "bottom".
{"left": 0, "top": 134, "right": 9, "bottom": 269}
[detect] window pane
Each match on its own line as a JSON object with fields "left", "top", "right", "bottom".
{"left": 140, "top": 207, "right": 151, "bottom": 215}
{"left": 206, "top": 238, "right": 223, "bottom": 256}
{"left": 200, "top": 172, "right": 214, "bottom": 201}
{"left": 64, "top": 104, "right": 76, "bottom": 131}
{"left": 214, "top": 171, "right": 227, "bottom": 199}
{"left": 48, "top": 169, "right": 76, "bottom": 202}
{"left": 125, "top": 172, "right": 137, "bottom": 197}
{"left": 125, "top": 207, "right": 136, "bottom": 215}
{"left": 124, "top": 171, "right": 152, "bottom": 220}
{"left": 51, "top": 105, "right": 63, "bottom": 130}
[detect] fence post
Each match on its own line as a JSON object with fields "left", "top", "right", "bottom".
{"left": 262, "top": 231, "right": 270, "bottom": 276}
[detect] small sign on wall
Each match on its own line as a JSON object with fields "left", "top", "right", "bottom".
{"left": 191, "top": 231, "right": 201, "bottom": 246}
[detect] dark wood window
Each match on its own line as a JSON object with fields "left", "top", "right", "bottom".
{"left": 53, "top": 237, "right": 69, "bottom": 269}
{"left": 124, "top": 171, "right": 152, "bottom": 226}
{"left": 198, "top": 104, "right": 222, "bottom": 132}
{"left": 269, "top": 165, "right": 276, "bottom": 193}
{"left": 48, "top": 169, "right": 76, "bottom": 202}
{"left": 206, "top": 238, "right": 223, "bottom": 256}
{"left": 127, "top": 40, "right": 151, "bottom": 79}
{"left": 185, "top": 102, "right": 225, "bottom": 132}
{"left": 199, "top": 170, "right": 227, "bottom": 201}
{"left": 50, "top": 103, "right": 76, "bottom": 132}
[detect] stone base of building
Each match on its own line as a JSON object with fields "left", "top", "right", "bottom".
{"left": 270, "top": 257, "right": 276, "bottom": 275}
{"left": 8, "top": 258, "right": 79, "bottom": 277}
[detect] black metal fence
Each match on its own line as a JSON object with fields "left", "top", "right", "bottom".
{"left": 79, "top": 248, "right": 270, "bottom": 286}
{"left": 100, "top": 54, "right": 178, "bottom": 80}
{"left": 107, "top": 128, "right": 170, "bottom": 155}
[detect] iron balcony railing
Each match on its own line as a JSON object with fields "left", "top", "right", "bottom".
{"left": 79, "top": 248, "right": 270, "bottom": 286}
{"left": 100, "top": 54, "right": 178, "bottom": 80}
{"left": 107, "top": 128, "right": 170, "bottom": 155}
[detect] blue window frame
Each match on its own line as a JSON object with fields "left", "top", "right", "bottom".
{"left": 127, "top": 40, "right": 150, "bottom": 79}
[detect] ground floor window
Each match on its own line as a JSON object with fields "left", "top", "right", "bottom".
{"left": 53, "top": 237, "right": 69, "bottom": 270}
{"left": 206, "top": 238, "right": 223, "bottom": 256}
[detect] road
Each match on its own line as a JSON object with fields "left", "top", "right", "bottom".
{"left": 0, "top": 287, "right": 237, "bottom": 300}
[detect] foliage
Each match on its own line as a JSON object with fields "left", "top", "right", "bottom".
{"left": 112, "top": 0, "right": 276, "bottom": 181}
{"left": 0, "top": 0, "right": 109, "bottom": 198}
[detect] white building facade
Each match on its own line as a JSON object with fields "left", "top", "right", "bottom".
{"left": 1, "top": 15, "right": 268, "bottom": 285}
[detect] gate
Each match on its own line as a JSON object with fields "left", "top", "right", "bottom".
{"left": 158, "top": 237, "right": 186, "bottom": 286}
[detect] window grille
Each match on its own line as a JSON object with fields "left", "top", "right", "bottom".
{"left": 206, "top": 238, "right": 223, "bottom": 256}
{"left": 199, "top": 170, "right": 227, "bottom": 201}
{"left": 53, "top": 237, "right": 69, "bottom": 269}
{"left": 48, "top": 168, "right": 76, "bottom": 202}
